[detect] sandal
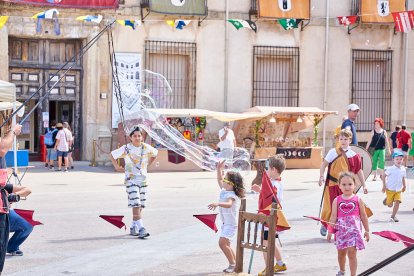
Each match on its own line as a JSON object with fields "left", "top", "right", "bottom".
{"left": 372, "top": 176, "right": 377, "bottom": 181}
{"left": 223, "top": 264, "right": 235, "bottom": 273}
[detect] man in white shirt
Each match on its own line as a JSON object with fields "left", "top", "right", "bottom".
{"left": 218, "top": 122, "right": 236, "bottom": 159}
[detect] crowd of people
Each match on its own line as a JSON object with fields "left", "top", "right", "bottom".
{"left": 44, "top": 120, "right": 75, "bottom": 172}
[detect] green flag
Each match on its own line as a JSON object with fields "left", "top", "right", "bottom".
{"left": 228, "top": 19, "right": 257, "bottom": 32}
{"left": 278, "top": 18, "right": 300, "bottom": 30}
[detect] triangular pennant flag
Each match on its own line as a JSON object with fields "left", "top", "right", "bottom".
{"left": 373, "top": 231, "right": 414, "bottom": 248}
{"left": 32, "top": 9, "right": 59, "bottom": 19}
{"left": 175, "top": 20, "right": 191, "bottom": 30}
{"left": 228, "top": 19, "right": 257, "bottom": 32}
{"left": 99, "top": 215, "right": 126, "bottom": 230}
{"left": 258, "top": 172, "right": 290, "bottom": 231}
{"left": 14, "top": 209, "right": 43, "bottom": 226}
{"left": 166, "top": 20, "right": 175, "bottom": 28}
{"left": 117, "top": 20, "right": 141, "bottom": 30}
{"left": 337, "top": 16, "right": 358, "bottom": 26}
{"left": 0, "top": 16, "right": 9, "bottom": 30}
{"left": 193, "top": 213, "right": 218, "bottom": 233}
{"left": 278, "top": 18, "right": 300, "bottom": 30}
{"left": 76, "top": 15, "right": 103, "bottom": 24}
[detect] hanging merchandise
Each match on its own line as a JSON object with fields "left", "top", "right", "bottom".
{"left": 227, "top": 19, "right": 257, "bottom": 32}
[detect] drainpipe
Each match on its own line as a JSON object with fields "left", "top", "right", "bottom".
{"left": 402, "top": 32, "right": 408, "bottom": 124}
{"left": 322, "top": 0, "right": 330, "bottom": 151}
{"left": 224, "top": 0, "right": 229, "bottom": 112}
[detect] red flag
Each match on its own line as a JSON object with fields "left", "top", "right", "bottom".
{"left": 409, "top": 10, "right": 414, "bottom": 28}
{"left": 337, "top": 16, "right": 358, "bottom": 26}
{"left": 99, "top": 215, "right": 126, "bottom": 230}
{"left": 373, "top": 231, "right": 414, "bottom": 248}
{"left": 303, "top": 216, "right": 336, "bottom": 233}
{"left": 392, "top": 11, "right": 413, "bottom": 33}
{"left": 14, "top": 209, "right": 43, "bottom": 226}
{"left": 258, "top": 172, "right": 290, "bottom": 231}
{"left": 193, "top": 214, "right": 218, "bottom": 233}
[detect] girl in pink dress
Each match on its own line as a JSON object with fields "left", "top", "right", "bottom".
{"left": 328, "top": 172, "right": 370, "bottom": 276}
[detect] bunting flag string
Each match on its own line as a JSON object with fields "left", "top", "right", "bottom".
{"left": 228, "top": 19, "right": 257, "bottom": 32}
{"left": 0, "top": 16, "right": 9, "bottom": 29}
{"left": 278, "top": 18, "right": 301, "bottom": 30}
{"left": 32, "top": 9, "right": 60, "bottom": 35}
{"left": 337, "top": 15, "right": 358, "bottom": 26}
{"left": 76, "top": 15, "right": 103, "bottom": 24}
{"left": 392, "top": 11, "right": 414, "bottom": 33}
{"left": 166, "top": 19, "right": 191, "bottom": 30}
{"left": 116, "top": 19, "right": 141, "bottom": 30}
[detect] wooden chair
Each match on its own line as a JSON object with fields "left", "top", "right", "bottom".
{"left": 235, "top": 199, "right": 278, "bottom": 276}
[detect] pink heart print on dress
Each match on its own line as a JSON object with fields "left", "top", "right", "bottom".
{"left": 339, "top": 201, "right": 356, "bottom": 214}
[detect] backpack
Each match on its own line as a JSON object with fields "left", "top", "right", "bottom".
{"left": 44, "top": 128, "right": 57, "bottom": 146}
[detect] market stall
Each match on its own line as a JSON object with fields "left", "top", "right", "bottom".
{"left": 234, "top": 106, "right": 337, "bottom": 175}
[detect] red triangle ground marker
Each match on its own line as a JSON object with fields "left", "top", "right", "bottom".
{"left": 193, "top": 213, "right": 218, "bottom": 233}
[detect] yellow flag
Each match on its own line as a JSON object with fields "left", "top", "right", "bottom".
{"left": 166, "top": 20, "right": 175, "bottom": 28}
{"left": 0, "top": 16, "right": 9, "bottom": 29}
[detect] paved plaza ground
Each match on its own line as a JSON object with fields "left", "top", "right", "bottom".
{"left": 3, "top": 161, "right": 414, "bottom": 275}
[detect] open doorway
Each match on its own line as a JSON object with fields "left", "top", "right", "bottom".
{"left": 49, "top": 101, "right": 75, "bottom": 127}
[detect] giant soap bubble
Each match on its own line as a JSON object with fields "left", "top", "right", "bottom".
{"left": 116, "top": 69, "right": 251, "bottom": 172}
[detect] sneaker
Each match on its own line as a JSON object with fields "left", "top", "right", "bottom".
{"left": 8, "top": 250, "right": 23, "bottom": 256}
{"left": 138, "top": 227, "right": 149, "bottom": 238}
{"left": 71, "top": 166, "right": 74, "bottom": 170}
{"left": 129, "top": 226, "right": 139, "bottom": 236}
{"left": 45, "top": 163, "right": 49, "bottom": 168}
{"left": 391, "top": 217, "right": 399, "bottom": 222}
{"left": 64, "top": 169, "right": 68, "bottom": 173}
{"left": 320, "top": 225, "right": 327, "bottom": 236}
{"left": 55, "top": 169, "right": 62, "bottom": 172}
{"left": 274, "top": 263, "right": 287, "bottom": 272}
{"left": 223, "top": 264, "right": 235, "bottom": 273}
{"left": 336, "top": 271, "right": 345, "bottom": 276}
{"left": 49, "top": 165, "right": 54, "bottom": 170}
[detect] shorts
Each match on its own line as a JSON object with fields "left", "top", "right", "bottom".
{"left": 263, "top": 230, "right": 279, "bottom": 241}
{"left": 372, "top": 149, "right": 385, "bottom": 170}
{"left": 125, "top": 178, "right": 147, "bottom": 208}
{"left": 220, "top": 223, "right": 237, "bottom": 240}
{"left": 386, "top": 189, "right": 402, "bottom": 205}
{"left": 46, "top": 148, "right": 57, "bottom": 161}
{"left": 57, "top": 150, "right": 68, "bottom": 158}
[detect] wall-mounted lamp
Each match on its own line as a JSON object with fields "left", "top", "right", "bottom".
{"left": 296, "top": 116, "right": 303, "bottom": 123}
{"left": 269, "top": 115, "right": 276, "bottom": 123}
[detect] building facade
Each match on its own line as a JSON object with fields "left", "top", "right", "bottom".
{"left": 0, "top": 0, "right": 413, "bottom": 163}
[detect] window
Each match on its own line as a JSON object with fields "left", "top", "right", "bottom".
{"left": 144, "top": 41, "right": 196, "bottom": 109}
{"left": 351, "top": 50, "right": 392, "bottom": 131}
{"left": 252, "top": 46, "right": 300, "bottom": 107}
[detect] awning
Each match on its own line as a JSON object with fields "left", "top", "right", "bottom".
{"left": 0, "top": 80, "right": 16, "bottom": 103}
{"left": 0, "top": 80, "right": 24, "bottom": 116}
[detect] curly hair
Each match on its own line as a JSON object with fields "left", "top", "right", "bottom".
{"left": 225, "top": 171, "right": 245, "bottom": 198}
{"left": 338, "top": 171, "right": 356, "bottom": 184}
